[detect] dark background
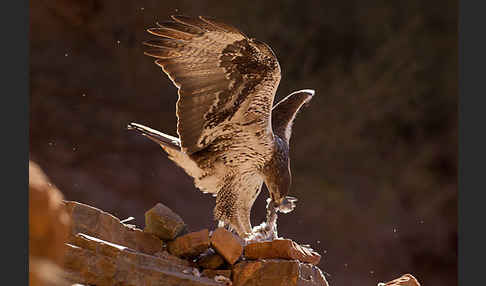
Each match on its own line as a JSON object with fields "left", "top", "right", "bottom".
{"left": 29, "top": 0, "right": 457, "bottom": 285}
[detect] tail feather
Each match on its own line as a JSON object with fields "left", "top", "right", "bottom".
{"left": 127, "top": 122, "right": 181, "bottom": 151}
{"left": 128, "top": 122, "right": 203, "bottom": 179}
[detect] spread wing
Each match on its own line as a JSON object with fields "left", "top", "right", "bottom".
{"left": 144, "top": 15, "right": 281, "bottom": 154}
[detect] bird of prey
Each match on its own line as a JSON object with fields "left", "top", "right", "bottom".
{"left": 128, "top": 15, "right": 314, "bottom": 240}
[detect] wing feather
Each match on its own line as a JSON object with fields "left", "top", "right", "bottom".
{"left": 172, "top": 15, "right": 223, "bottom": 32}
{"left": 155, "top": 21, "right": 204, "bottom": 35}
{"left": 271, "top": 89, "right": 315, "bottom": 143}
{"left": 147, "top": 27, "right": 195, "bottom": 40}
{"left": 144, "top": 48, "right": 181, "bottom": 59}
{"left": 145, "top": 15, "right": 281, "bottom": 154}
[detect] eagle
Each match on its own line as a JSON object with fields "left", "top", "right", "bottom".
{"left": 128, "top": 15, "right": 314, "bottom": 241}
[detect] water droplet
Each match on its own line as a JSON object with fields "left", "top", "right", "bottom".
{"left": 393, "top": 228, "right": 397, "bottom": 233}
{"left": 82, "top": 93, "right": 86, "bottom": 97}
{"left": 48, "top": 142, "right": 53, "bottom": 146}
{"left": 117, "top": 40, "right": 120, "bottom": 44}
{"left": 140, "top": 7, "right": 144, "bottom": 11}
{"left": 317, "top": 240, "right": 321, "bottom": 244}
{"left": 174, "top": 8, "right": 179, "bottom": 12}
{"left": 323, "top": 249, "right": 327, "bottom": 254}
{"left": 370, "top": 270, "right": 375, "bottom": 275}
{"left": 72, "top": 147, "right": 77, "bottom": 151}
{"left": 65, "top": 53, "right": 68, "bottom": 57}
{"left": 419, "top": 220, "right": 424, "bottom": 224}
{"left": 344, "top": 263, "right": 348, "bottom": 268}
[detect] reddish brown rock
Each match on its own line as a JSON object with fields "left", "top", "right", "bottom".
{"left": 29, "top": 161, "right": 71, "bottom": 265}
{"left": 167, "top": 229, "right": 210, "bottom": 258}
{"left": 60, "top": 198, "right": 331, "bottom": 286}
{"left": 210, "top": 228, "right": 243, "bottom": 265}
{"left": 232, "top": 259, "right": 328, "bottom": 286}
{"left": 63, "top": 233, "right": 221, "bottom": 286}
{"left": 154, "top": 250, "right": 193, "bottom": 267}
{"left": 202, "top": 269, "right": 232, "bottom": 279}
{"left": 29, "top": 257, "right": 67, "bottom": 286}
{"left": 29, "top": 161, "right": 72, "bottom": 286}
{"left": 244, "top": 239, "right": 321, "bottom": 265}
{"left": 64, "top": 200, "right": 162, "bottom": 255}
{"left": 144, "top": 203, "right": 187, "bottom": 240}
{"left": 378, "top": 274, "right": 421, "bottom": 286}
{"left": 197, "top": 253, "right": 225, "bottom": 269}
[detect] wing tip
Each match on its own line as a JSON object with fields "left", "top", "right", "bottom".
{"left": 292, "top": 89, "right": 315, "bottom": 96}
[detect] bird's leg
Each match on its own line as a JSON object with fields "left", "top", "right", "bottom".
{"left": 264, "top": 196, "right": 299, "bottom": 240}
{"left": 245, "top": 199, "right": 278, "bottom": 243}
{"left": 246, "top": 196, "right": 298, "bottom": 243}
{"left": 265, "top": 198, "right": 279, "bottom": 240}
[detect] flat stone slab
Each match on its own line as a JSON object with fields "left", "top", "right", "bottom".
{"left": 378, "top": 274, "right": 421, "bottom": 286}
{"left": 64, "top": 233, "right": 220, "bottom": 286}
{"left": 232, "top": 259, "right": 328, "bottom": 286}
{"left": 167, "top": 229, "right": 210, "bottom": 258}
{"left": 144, "top": 203, "right": 187, "bottom": 240}
{"left": 64, "top": 201, "right": 162, "bottom": 255}
{"left": 210, "top": 228, "right": 243, "bottom": 265}
{"left": 244, "top": 239, "right": 321, "bottom": 265}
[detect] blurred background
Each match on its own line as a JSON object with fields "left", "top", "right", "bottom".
{"left": 29, "top": 0, "right": 457, "bottom": 285}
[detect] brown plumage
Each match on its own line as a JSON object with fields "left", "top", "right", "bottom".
{"left": 129, "top": 16, "right": 314, "bottom": 240}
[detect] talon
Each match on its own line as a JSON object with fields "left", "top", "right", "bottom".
{"left": 277, "top": 196, "right": 298, "bottom": 214}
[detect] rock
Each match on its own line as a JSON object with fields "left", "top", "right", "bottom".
{"left": 144, "top": 203, "right": 187, "bottom": 240}
{"left": 55, "top": 194, "right": 332, "bottom": 285}
{"left": 29, "top": 161, "right": 72, "bottom": 286}
{"left": 197, "top": 253, "right": 225, "bottom": 269}
{"left": 29, "top": 257, "right": 68, "bottom": 286}
{"left": 244, "top": 239, "right": 321, "bottom": 265}
{"left": 64, "top": 233, "right": 221, "bottom": 286}
{"left": 29, "top": 161, "right": 71, "bottom": 265}
{"left": 210, "top": 228, "right": 243, "bottom": 265}
{"left": 202, "top": 269, "right": 232, "bottom": 279}
{"left": 167, "top": 229, "right": 210, "bottom": 258}
{"left": 154, "top": 250, "right": 193, "bottom": 267}
{"left": 232, "top": 259, "right": 328, "bottom": 286}
{"left": 65, "top": 234, "right": 218, "bottom": 286}
{"left": 378, "top": 274, "right": 421, "bottom": 286}
{"left": 64, "top": 201, "right": 162, "bottom": 255}
{"left": 214, "top": 275, "right": 233, "bottom": 286}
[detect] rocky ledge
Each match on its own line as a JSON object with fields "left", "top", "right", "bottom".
{"left": 62, "top": 201, "right": 328, "bottom": 286}
{"left": 29, "top": 160, "right": 421, "bottom": 286}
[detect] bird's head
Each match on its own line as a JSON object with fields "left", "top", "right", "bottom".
{"left": 263, "top": 136, "right": 292, "bottom": 207}
{"left": 267, "top": 169, "right": 291, "bottom": 205}
{"left": 264, "top": 163, "right": 298, "bottom": 214}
